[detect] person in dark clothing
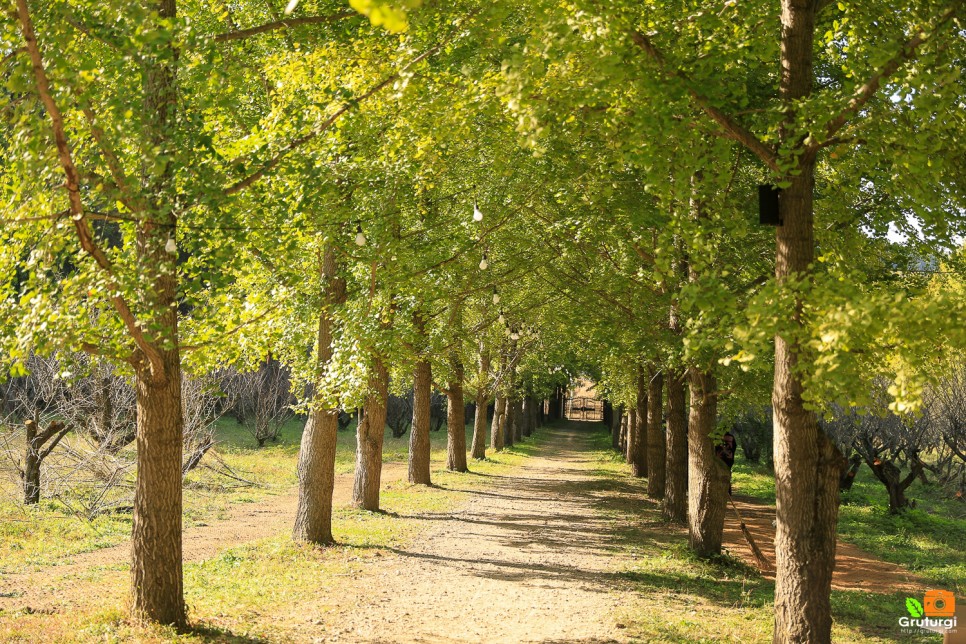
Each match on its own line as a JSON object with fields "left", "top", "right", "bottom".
{"left": 716, "top": 432, "right": 736, "bottom": 495}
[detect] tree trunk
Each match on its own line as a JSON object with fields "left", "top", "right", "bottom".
{"left": 490, "top": 394, "right": 506, "bottom": 451}
{"left": 611, "top": 405, "right": 623, "bottom": 451}
{"left": 625, "top": 407, "right": 637, "bottom": 465}
{"left": 409, "top": 359, "right": 432, "bottom": 485}
{"left": 124, "top": 0, "right": 188, "bottom": 627}
{"left": 512, "top": 398, "right": 524, "bottom": 442}
{"left": 470, "top": 352, "right": 490, "bottom": 459}
{"left": 293, "top": 245, "right": 345, "bottom": 544}
{"left": 619, "top": 409, "right": 628, "bottom": 454}
{"left": 867, "top": 457, "right": 917, "bottom": 514}
{"left": 352, "top": 358, "right": 389, "bottom": 510}
{"left": 773, "top": 2, "right": 841, "bottom": 640}
{"left": 471, "top": 392, "right": 488, "bottom": 460}
{"left": 131, "top": 352, "right": 185, "bottom": 626}
{"left": 663, "top": 370, "right": 688, "bottom": 524}
{"left": 522, "top": 396, "right": 534, "bottom": 437}
{"left": 446, "top": 358, "right": 467, "bottom": 472}
{"left": 631, "top": 367, "right": 647, "bottom": 477}
{"left": 23, "top": 421, "right": 41, "bottom": 505}
{"left": 504, "top": 398, "right": 517, "bottom": 447}
{"left": 687, "top": 369, "right": 728, "bottom": 557}
{"left": 646, "top": 367, "right": 665, "bottom": 499}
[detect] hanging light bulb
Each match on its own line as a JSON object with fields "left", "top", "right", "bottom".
{"left": 355, "top": 224, "right": 366, "bottom": 247}
{"left": 284, "top": 0, "right": 299, "bottom": 14}
{"left": 473, "top": 200, "right": 483, "bottom": 222}
{"left": 479, "top": 252, "right": 488, "bottom": 270}
{"left": 498, "top": 312, "right": 505, "bottom": 324}
{"left": 510, "top": 328, "right": 520, "bottom": 341}
{"left": 492, "top": 286, "right": 500, "bottom": 305}
{"left": 165, "top": 237, "right": 177, "bottom": 255}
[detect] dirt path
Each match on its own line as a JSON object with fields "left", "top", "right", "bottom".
{"left": 722, "top": 495, "right": 923, "bottom": 593}
{"left": 308, "top": 426, "right": 634, "bottom": 643}
{"left": 0, "top": 464, "right": 406, "bottom": 611}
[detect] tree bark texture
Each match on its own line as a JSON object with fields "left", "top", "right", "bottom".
{"left": 470, "top": 352, "right": 491, "bottom": 459}
{"left": 22, "top": 420, "right": 67, "bottom": 505}
{"left": 663, "top": 370, "right": 688, "bottom": 524}
{"left": 409, "top": 359, "right": 432, "bottom": 485}
{"left": 522, "top": 396, "right": 535, "bottom": 437}
{"left": 126, "top": 0, "right": 187, "bottom": 627}
{"left": 132, "top": 350, "right": 184, "bottom": 626}
{"left": 293, "top": 245, "right": 345, "bottom": 544}
{"left": 625, "top": 407, "right": 637, "bottom": 466}
{"left": 631, "top": 367, "right": 648, "bottom": 477}
{"left": 687, "top": 369, "right": 728, "bottom": 557}
{"left": 490, "top": 394, "right": 506, "bottom": 451}
{"left": 773, "top": 1, "right": 841, "bottom": 641}
{"left": 471, "top": 392, "right": 489, "bottom": 459}
{"left": 610, "top": 405, "right": 622, "bottom": 450}
{"left": 352, "top": 358, "right": 389, "bottom": 510}
{"left": 619, "top": 410, "right": 628, "bottom": 453}
{"left": 446, "top": 357, "right": 468, "bottom": 472}
{"left": 504, "top": 398, "right": 517, "bottom": 447}
{"left": 646, "top": 368, "right": 666, "bottom": 499}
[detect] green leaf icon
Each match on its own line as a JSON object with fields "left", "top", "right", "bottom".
{"left": 906, "top": 598, "right": 924, "bottom": 618}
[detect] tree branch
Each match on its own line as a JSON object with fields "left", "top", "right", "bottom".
{"left": 823, "top": 4, "right": 960, "bottom": 141}
{"left": 15, "top": 0, "right": 166, "bottom": 379}
{"left": 213, "top": 11, "right": 358, "bottom": 42}
{"left": 629, "top": 30, "right": 780, "bottom": 173}
{"left": 225, "top": 44, "right": 440, "bottom": 196}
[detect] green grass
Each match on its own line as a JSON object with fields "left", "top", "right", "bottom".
{"left": 733, "top": 457, "right": 966, "bottom": 593}
{"left": 0, "top": 419, "right": 545, "bottom": 642}
{"left": 0, "top": 417, "right": 488, "bottom": 574}
{"left": 573, "top": 431, "right": 949, "bottom": 644}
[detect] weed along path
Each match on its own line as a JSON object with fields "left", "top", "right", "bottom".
{"left": 309, "top": 424, "right": 637, "bottom": 643}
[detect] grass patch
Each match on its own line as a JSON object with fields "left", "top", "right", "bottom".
{"left": 732, "top": 457, "right": 966, "bottom": 592}
{"left": 0, "top": 421, "right": 548, "bottom": 642}
{"left": 586, "top": 444, "right": 948, "bottom": 643}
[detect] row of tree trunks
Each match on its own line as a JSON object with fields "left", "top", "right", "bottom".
{"left": 352, "top": 358, "right": 389, "bottom": 511}
{"left": 293, "top": 245, "right": 346, "bottom": 545}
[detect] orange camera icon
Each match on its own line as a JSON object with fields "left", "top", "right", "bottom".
{"left": 924, "top": 590, "right": 955, "bottom": 618}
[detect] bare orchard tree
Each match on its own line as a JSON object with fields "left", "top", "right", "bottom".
{"left": 924, "top": 368, "right": 966, "bottom": 501}
{"left": 1, "top": 353, "right": 220, "bottom": 510}
{"left": 386, "top": 391, "right": 413, "bottom": 438}
{"left": 219, "top": 359, "right": 295, "bottom": 447}
{"left": 822, "top": 396, "right": 931, "bottom": 514}
{"left": 180, "top": 374, "right": 221, "bottom": 476}
{"left": 429, "top": 391, "right": 447, "bottom": 433}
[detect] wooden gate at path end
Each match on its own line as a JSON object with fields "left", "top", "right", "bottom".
{"left": 564, "top": 397, "right": 603, "bottom": 422}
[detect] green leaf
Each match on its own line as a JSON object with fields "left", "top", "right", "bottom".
{"left": 906, "top": 598, "right": 924, "bottom": 618}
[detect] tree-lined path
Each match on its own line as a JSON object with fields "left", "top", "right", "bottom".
{"left": 3, "top": 422, "right": 929, "bottom": 642}
{"left": 316, "top": 424, "right": 638, "bottom": 643}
